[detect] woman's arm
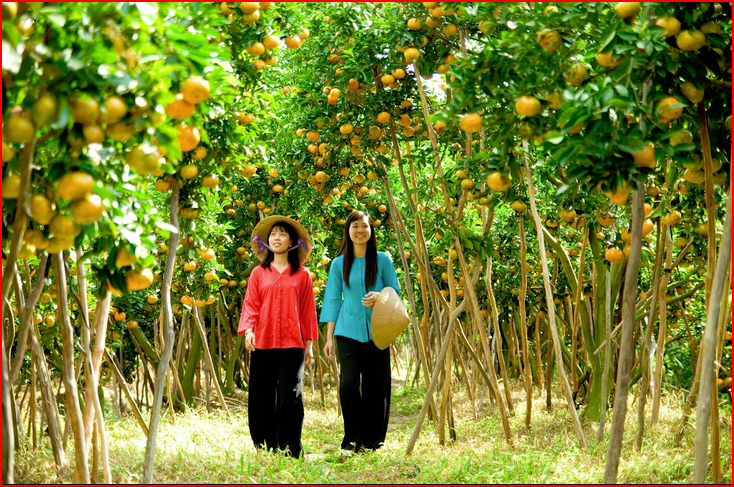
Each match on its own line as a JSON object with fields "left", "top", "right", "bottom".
{"left": 324, "top": 321, "right": 336, "bottom": 360}
{"left": 238, "top": 268, "right": 261, "bottom": 335}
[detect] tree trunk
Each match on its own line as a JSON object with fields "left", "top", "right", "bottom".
{"left": 518, "top": 218, "right": 533, "bottom": 427}
{"left": 598, "top": 268, "right": 612, "bottom": 442}
{"left": 53, "top": 253, "right": 90, "bottom": 483}
{"left": 603, "top": 181, "right": 644, "bottom": 483}
{"left": 142, "top": 184, "right": 181, "bottom": 484}
{"left": 692, "top": 181, "right": 731, "bottom": 483}
{"left": 192, "top": 307, "right": 231, "bottom": 416}
{"left": 650, "top": 226, "right": 674, "bottom": 425}
{"left": 10, "top": 255, "right": 49, "bottom": 384}
{"left": 2, "top": 342, "right": 15, "bottom": 484}
{"left": 524, "top": 155, "right": 587, "bottom": 449}
{"left": 1, "top": 138, "right": 36, "bottom": 311}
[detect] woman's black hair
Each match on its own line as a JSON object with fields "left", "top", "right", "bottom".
{"left": 337, "top": 211, "right": 377, "bottom": 289}
{"left": 260, "top": 222, "right": 301, "bottom": 275}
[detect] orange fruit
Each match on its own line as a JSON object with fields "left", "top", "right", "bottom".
{"left": 49, "top": 215, "right": 82, "bottom": 238}
{"left": 657, "top": 96, "right": 683, "bottom": 121}
{"left": 486, "top": 172, "right": 511, "bottom": 192}
{"left": 605, "top": 247, "right": 625, "bottom": 264}
{"left": 537, "top": 28, "right": 561, "bottom": 52}
{"left": 46, "top": 236, "right": 75, "bottom": 253}
{"left": 285, "top": 36, "right": 301, "bottom": 49}
{"left": 377, "top": 112, "right": 391, "bottom": 123}
{"left": 699, "top": 22, "right": 721, "bottom": 35}
{"left": 661, "top": 210, "right": 682, "bottom": 226}
{"left": 100, "top": 96, "right": 128, "bottom": 124}
{"left": 239, "top": 2, "right": 259, "bottom": 13}
{"left": 237, "top": 112, "right": 255, "bottom": 125}
{"left": 307, "top": 131, "right": 320, "bottom": 142}
{"left": 202, "top": 174, "right": 220, "bottom": 188}
{"left": 154, "top": 179, "right": 172, "bottom": 192}
{"left": 2, "top": 174, "right": 21, "bottom": 199}
{"left": 31, "top": 93, "right": 60, "bottom": 127}
{"left": 263, "top": 35, "right": 280, "bottom": 50}
{"left": 641, "top": 219, "right": 654, "bottom": 237}
{"left": 71, "top": 194, "right": 105, "bottom": 224}
{"left": 165, "top": 93, "right": 195, "bottom": 119}
{"left": 24, "top": 229, "right": 49, "bottom": 250}
{"left": 181, "top": 207, "right": 199, "bottom": 219}
{"left": 127, "top": 144, "right": 162, "bottom": 175}
{"left": 191, "top": 146, "right": 208, "bottom": 161}
{"left": 655, "top": 16, "right": 680, "bottom": 37}
{"left": 107, "top": 122, "right": 135, "bottom": 141}
{"left": 57, "top": 171, "right": 94, "bottom": 201}
{"left": 632, "top": 143, "right": 656, "bottom": 169}
{"left": 404, "top": 48, "right": 420, "bottom": 63}
{"left": 460, "top": 113, "right": 482, "bottom": 132}
{"left": 2, "top": 141, "right": 15, "bottom": 162}
{"left": 69, "top": 97, "right": 100, "bottom": 125}
{"left": 596, "top": 51, "right": 622, "bottom": 67}
{"left": 515, "top": 96, "right": 541, "bottom": 116}
{"left": 242, "top": 10, "right": 261, "bottom": 23}
{"left": 181, "top": 76, "right": 210, "bottom": 104}
{"left": 615, "top": 2, "right": 640, "bottom": 19}
{"left": 340, "top": 123, "right": 354, "bottom": 135}
{"left": 116, "top": 246, "right": 138, "bottom": 267}
{"left": 676, "top": 30, "right": 706, "bottom": 51}
{"left": 407, "top": 18, "right": 422, "bottom": 30}
{"left": 597, "top": 212, "right": 615, "bottom": 227}
{"left": 29, "top": 194, "right": 55, "bottom": 225}
{"left": 180, "top": 164, "right": 199, "bottom": 179}
{"left": 443, "top": 23, "right": 458, "bottom": 36}
{"left": 679, "top": 82, "right": 703, "bottom": 104}
{"left": 4, "top": 115, "right": 35, "bottom": 143}
{"left": 177, "top": 124, "right": 201, "bottom": 152}
{"left": 605, "top": 180, "right": 630, "bottom": 205}
{"left": 83, "top": 124, "right": 105, "bottom": 144}
{"left": 565, "top": 63, "right": 588, "bottom": 86}
{"left": 460, "top": 179, "right": 475, "bottom": 190}
{"left": 247, "top": 42, "right": 266, "bottom": 56}
{"left": 511, "top": 200, "right": 527, "bottom": 212}
{"left": 126, "top": 268, "right": 154, "bottom": 291}
{"left": 126, "top": 321, "right": 138, "bottom": 329}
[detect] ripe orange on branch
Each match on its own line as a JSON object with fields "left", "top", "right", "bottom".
{"left": 515, "top": 96, "right": 541, "bottom": 116}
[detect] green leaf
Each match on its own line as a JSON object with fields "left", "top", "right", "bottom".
{"left": 617, "top": 136, "right": 645, "bottom": 154}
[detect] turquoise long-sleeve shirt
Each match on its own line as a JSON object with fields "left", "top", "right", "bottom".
{"left": 319, "top": 252, "right": 400, "bottom": 343}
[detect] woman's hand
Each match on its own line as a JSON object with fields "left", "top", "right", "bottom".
{"left": 304, "top": 341, "right": 314, "bottom": 365}
{"left": 324, "top": 336, "right": 335, "bottom": 360}
{"left": 245, "top": 330, "right": 256, "bottom": 351}
{"left": 361, "top": 291, "right": 380, "bottom": 308}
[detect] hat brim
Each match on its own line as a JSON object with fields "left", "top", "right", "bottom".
{"left": 251, "top": 216, "right": 312, "bottom": 265}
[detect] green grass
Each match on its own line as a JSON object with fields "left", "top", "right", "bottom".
{"left": 13, "top": 380, "right": 732, "bottom": 484}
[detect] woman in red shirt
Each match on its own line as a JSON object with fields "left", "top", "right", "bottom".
{"left": 238, "top": 216, "right": 317, "bottom": 458}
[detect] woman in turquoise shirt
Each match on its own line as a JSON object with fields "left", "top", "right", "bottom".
{"left": 321, "top": 210, "right": 400, "bottom": 452}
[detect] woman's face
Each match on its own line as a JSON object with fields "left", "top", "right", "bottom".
{"left": 348, "top": 216, "right": 371, "bottom": 245}
{"left": 268, "top": 225, "right": 292, "bottom": 253}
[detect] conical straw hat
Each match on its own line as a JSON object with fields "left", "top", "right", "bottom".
{"left": 250, "top": 215, "right": 312, "bottom": 265}
{"left": 371, "top": 287, "right": 409, "bottom": 350}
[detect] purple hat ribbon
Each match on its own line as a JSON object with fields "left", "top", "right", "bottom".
{"left": 252, "top": 236, "right": 309, "bottom": 253}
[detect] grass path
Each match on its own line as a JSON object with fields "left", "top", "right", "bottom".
{"left": 14, "top": 379, "right": 732, "bottom": 484}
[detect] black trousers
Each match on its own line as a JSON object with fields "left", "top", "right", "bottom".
{"left": 336, "top": 336, "right": 391, "bottom": 451}
{"left": 248, "top": 348, "right": 305, "bottom": 458}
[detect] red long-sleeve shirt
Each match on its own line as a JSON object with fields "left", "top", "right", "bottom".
{"left": 237, "top": 265, "right": 318, "bottom": 349}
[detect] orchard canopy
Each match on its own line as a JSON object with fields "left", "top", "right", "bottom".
{"left": 1, "top": 1, "right": 732, "bottom": 484}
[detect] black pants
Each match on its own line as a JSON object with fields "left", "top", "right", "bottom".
{"left": 248, "top": 348, "right": 305, "bottom": 458}
{"left": 336, "top": 336, "right": 391, "bottom": 451}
